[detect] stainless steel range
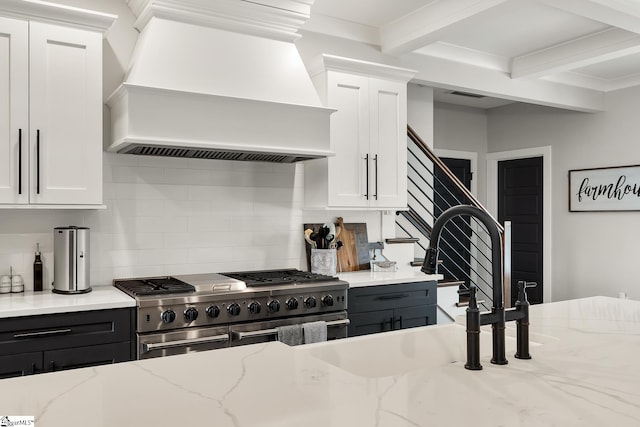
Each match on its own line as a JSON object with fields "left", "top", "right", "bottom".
{"left": 114, "top": 269, "right": 349, "bottom": 359}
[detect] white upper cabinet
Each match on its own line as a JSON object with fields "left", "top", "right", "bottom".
{"left": 305, "top": 55, "right": 415, "bottom": 210}
{"left": 326, "top": 71, "right": 370, "bottom": 207}
{"left": 0, "top": 3, "right": 115, "bottom": 207}
{"left": 28, "top": 22, "right": 103, "bottom": 205}
{"left": 0, "top": 17, "right": 28, "bottom": 204}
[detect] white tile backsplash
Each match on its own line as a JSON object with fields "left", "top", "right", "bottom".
{"left": 0, "top": 153, "right": 383, "bottom": 290}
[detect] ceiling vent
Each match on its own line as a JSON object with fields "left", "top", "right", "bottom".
{"left": 448, "top": 91, "right": 486, "bottom": 99}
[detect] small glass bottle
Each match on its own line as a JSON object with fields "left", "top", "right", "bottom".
{"left": 34, "top": 243, "right": 43, "bottom": 292}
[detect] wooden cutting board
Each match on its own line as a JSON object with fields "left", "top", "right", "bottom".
{"left": 304, "top": 220, "right": 369, "bottom": 272}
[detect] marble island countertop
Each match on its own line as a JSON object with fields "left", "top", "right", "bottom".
{"left": 1, "top": 296, "right": 639, "bottom": 426}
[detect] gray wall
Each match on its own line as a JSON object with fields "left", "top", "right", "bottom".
{"left": 487, "top": 87, "right": 640, "bottom": 301}
{"left": 434, "top": 103, "right": 488, "bottom": 204}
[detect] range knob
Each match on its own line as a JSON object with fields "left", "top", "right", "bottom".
{"left": 267, "top": 299, "right": 281, "bottom": 313}
{"left": 206, "top": 305, "right": 220, "bottom": 318}
{"left": 304, "top": 296, "right": 317, "bottom": 309}
{"left": 248, "top": 301, "right": 262, "bottom": 315}
{"left": 184, "top": 307, "right": 199, "bottom": 322}
{"left": 227, "top": 303, "right": 241, "bottom": 316}
{"left": 160, "top": 309, "right": 176, "bottom": 324}
{"left": 322, "top": 295, "right": 334, "bottom": 307}
{"left": 285, "top": 298, "right": 299, "bottom": 310}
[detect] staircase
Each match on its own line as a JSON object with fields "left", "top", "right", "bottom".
{"left": 393, "top": 125, "right": 512, "bottom": 316}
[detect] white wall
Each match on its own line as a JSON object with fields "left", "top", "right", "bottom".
{"left": 0, "top": 154, "right": 381, "bottom": 291}
{"left": 0, "top": 0, "right": 383, "bottom": 290}
{"left": 487, "top": 88, "right": 640, "bottom": 301}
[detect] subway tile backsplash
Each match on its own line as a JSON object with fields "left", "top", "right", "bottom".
{"left": 0, "top": 153, "right": 380, "bottom": 291}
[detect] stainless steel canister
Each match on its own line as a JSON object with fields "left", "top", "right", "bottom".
{"left": 53, "top": 226, "right": 91, "bottom": 294}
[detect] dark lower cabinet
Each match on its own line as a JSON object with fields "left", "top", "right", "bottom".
{"left": 348, "top": 281, "right": 437, "bottom": 337}
{"left": 0, "top": 352, "right": 42, "bottom": 379}
{"left": 43, "top": 342, "right": 132, "bottom": 373}
{"left": 395, "top": 305, "right": 437, "bottom": 329}
{"left": 0, "top": 308, "right": 134, "bottom": 379}
{"left": 349, "top": 310, "right": 395, "bottom": 336}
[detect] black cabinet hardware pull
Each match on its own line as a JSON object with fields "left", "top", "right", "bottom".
{"left": 31, "top": 362, "right": 36, "bottom": 375}
{"left": 376, "top": 294, "right": 409, "bottom": 300}
{"left": 392, "top": 316, "right": 403, "bottom": 330}
{"left": 36, "top": 129, "right": 40, "bottom": 194}
{"left": 18, "top": 129, "right": 22, "bottom": 195}
{"left": 13, "top": 328, "right": 72, "bottom": 339}
{"left": 373, "top": 154, "right": 378, "bottom": 200}
{"left": 364, "top": 154, "right": 369, "bottom": 200}
{"left": 50, "top": 361, "right": 55, "bottom": 371}
{"left": 382, "top": 318, "right": 394, "bottom": 330}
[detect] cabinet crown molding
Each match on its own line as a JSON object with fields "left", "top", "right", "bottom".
{"left": 127, "top": 0, "right": 313, "bottom": 42}
{"left": 0, "top": 0, "right": 117, "bottom": 32}
{"left": 312, "top": 54, "right": 417, "bottom": 82}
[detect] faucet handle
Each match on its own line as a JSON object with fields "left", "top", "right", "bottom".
{"left": 468, "top": 285, "right": 478, "bottom": 310}
{"left": 516, "top": 281, "right": 537, "bottom": 304}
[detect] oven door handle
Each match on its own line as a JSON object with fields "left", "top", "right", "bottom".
{"left": 142, "top": 334, "right": 230, "bottom": 353}
{"left": 232, "top": 319, "right": 350, "bottom": 341}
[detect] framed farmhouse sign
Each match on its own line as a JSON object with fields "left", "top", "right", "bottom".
{"left": 569, "top": 165, "right": 640, "bottom": 212}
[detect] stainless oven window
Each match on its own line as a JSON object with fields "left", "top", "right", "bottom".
{"left": 138, "top": 326, "right": 230, "bottom": 359}
{"left": 229, "top": 311, "right": 349, "bottom": 346}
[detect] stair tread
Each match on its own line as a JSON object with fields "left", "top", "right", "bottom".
{"left": 437, "top": 279, "right": 466, "bottom": 288}
{"left": 385, "top": 237, "right": 420, "bottom": 244}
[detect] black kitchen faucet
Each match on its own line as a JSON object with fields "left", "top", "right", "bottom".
{"left": 421, "top": 205, "right": 533, "bottom": 370}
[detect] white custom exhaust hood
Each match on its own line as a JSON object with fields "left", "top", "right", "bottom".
{"left": 106, "top": 0, "right": 334, "bottom": 163}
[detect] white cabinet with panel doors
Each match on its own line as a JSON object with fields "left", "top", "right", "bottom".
{"left": 305, "top": 55, "right": 416, "bottom": 209}
{"left": 0, "top": 3, "right": 115, "bottom": 207}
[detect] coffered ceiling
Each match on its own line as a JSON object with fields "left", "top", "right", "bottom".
{"left": 303, "top": 0, "right": 640, "bottom": 111}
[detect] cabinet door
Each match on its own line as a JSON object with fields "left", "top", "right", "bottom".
{"left": 394, "top": 305, "right": 437, "bottom": 330}
{"left": 0, "top": 308, "right": 134, "bottom": 355}
{"left": 369, "top": 79, "right": 407, "bottom": 208}
{"left": 0, "top": 352, "right": 42, "bottom": 379}
{"left": 0, "top": 17, "right": 29, "bottom": 204}
{"left": 348, "top": 310, "right": 394, "bottom": 337}
{"left": 348, "top": 282, "right": 437, "bottom": 313}
{"left": 326, "top": 71, "right": 369, "bottom": 207}
{"left": 44, "top": 342, "right": 131, "bottom": 372}
{"left": 29, "top": 22, "right": 102, "bottom": 205}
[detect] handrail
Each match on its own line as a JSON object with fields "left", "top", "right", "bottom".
{"left": 397, "top": 207, "right": 433, "bottom": 238}
{"left": 407, "top": 125, "right": 504, "bottom": 234}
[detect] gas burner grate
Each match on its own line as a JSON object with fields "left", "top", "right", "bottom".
{"left": 115, "top": 277, "right": 195, "bottom": 296}
{"left": 222, "top": 269, "right": 337, "bottom": 286}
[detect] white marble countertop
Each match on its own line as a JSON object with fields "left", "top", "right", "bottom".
{"left": 0, "top": 287, "right": 135, "bottom": 318}
{"left": 338, "top": 268, "right": 442, "bottom": 287}
{"left": 1, "top": 296, "right": 638, "bottom": 426}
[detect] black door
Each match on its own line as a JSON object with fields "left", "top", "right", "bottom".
{"left": 498, "top": 157, "right": 543, "bottom": 305}
{"left": 434, "top": 158, "right": 472, "bottom": 287}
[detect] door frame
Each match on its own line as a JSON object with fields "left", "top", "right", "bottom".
{"left": 487, "top": 146, "right": 552, "bottom": 303}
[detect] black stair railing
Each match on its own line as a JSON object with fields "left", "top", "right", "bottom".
{"left": 397, "top": 125, "right": 512, "bottom": 312}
